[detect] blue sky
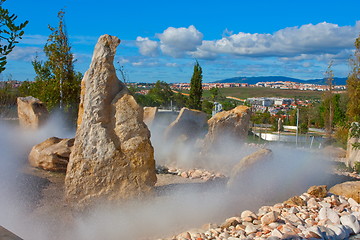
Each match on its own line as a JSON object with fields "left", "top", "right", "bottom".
{"left": 2, "top": 0, "right": 360, "bottom": 83}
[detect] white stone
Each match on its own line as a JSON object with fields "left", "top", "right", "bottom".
{"left": 326, "top": 224, "right": 350, "bottom": 239}
{"left": 261, "top": 211, "right": 279, "bottom": 225}
{"left": 288, "top": 206, "right": 299, "bottom": 214}
{"left": 340, "top": 214, "right": 360, "bottom": 234}
{"left": 319, "top": 202, "right": 331, "bottom": 208}
{"left": 318, "top": 207, "right": 340, "bottom": 224}
{"left": 244, "top": 224, "right": 257, "bottom": 235}
{"left": 348, "top": 197, "right": 359, "bottom": 207}
{"left": 271, "top": 229, "right": 283, "bottom": 238}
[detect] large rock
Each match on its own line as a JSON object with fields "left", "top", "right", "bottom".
{"left": 164, "top": 107, "right": 208, "bottom": 142}
{"left": 0, "top": 226, "right": 23, "bottom": 240}
{"left": 17, "top": 96, "right": 48, "bottom": 129}
{"left": 143, "top": 107, "right": 158, "bottom": 127}
{"left": 227, "top": 148, "right": 272, "bottom": 188}
{"left": 329, "top": 181, "right": 360, "bottom": 203}
{"left": 203, "top": 105, "right": 251, "bottom": 148}
{"left": 28, "top": 137, "right": 74, "bottom": 172}
{"left": 65, "top": 35, "right": 157, "bottom": 206}
{"left": 347, "top": 123, "right": 360, "bottom": 168}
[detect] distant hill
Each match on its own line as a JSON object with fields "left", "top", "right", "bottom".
{"left": 214, "top": 76, "right": 347, "bottom": 85}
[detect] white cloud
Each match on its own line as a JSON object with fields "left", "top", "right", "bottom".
{"left": 195, "top": 21, "right": 360, "bottom": 58}
{"left": 135, "top": 37, "right": 159, "bottom": 57}
{"left": 7, "top": 46, "right": 42, "bottom": 61}
{"left": 157, "top": 25, "right": 203, "bottom": 57}
{"left": 19, "top": 35, "right": 48, "bottom": 45}
{"left": 165, "top": 62, "right": 178, "bottom": 67}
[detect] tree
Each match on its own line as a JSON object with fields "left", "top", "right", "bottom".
{"left": 323, "top": 61, "right": 334, "bottom": 136}
{"left": 29, "top": 10, "right": 82, "bottom": 118}
{"left": 209, "top": 87, "right": 219, "bottom": 101}
{"left": 187, "top": 60, "right": 203, "bottom": 110}
{"left": 0, "top": 0, "right": 28, "bottom": 72}
{"left": 147, "top": 80, "right": 173, "bottom": 107}
{"left": 347, "top": 34, "right": 360, "bottom": 122}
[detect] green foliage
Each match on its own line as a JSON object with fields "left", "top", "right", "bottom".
{"left": 209, "top": 87, "right": 219, "bottom": 101}
{"left": 26, "top": 10, "right": 81, "bottom": 122}
{"left": 219, "top": 100, "right": 236, "bottom": 111}
{"left": 173, "top": 92, "right": 187, "bottom": 109}
{"left": 322, "top": 62, "right": 335, "bottom": 136}
{"left": 334, "top": 124, "right": 350, "bottom": 149}
{"left": 187, "top": 60, "right": 203, "bottom": 110}
{"left": 147, "top": 80, "right": 174, "bottom": 107}
{"left": 354, "top": 162, "right": 360, "bottom": 174}
{"left": 299, "top": 122, "right": 308, "bottom": 134}
{"left": 251, "top": 112, "right": 271, "bottom": 124}
{"left": 333, "top": 94, "right": 348, "bottom": 126}
{"left": 0, "top": 0, "right": 28, "bottom": 72}
{"left": 347, "top": 34, "right": 360, "bottom": 122}
{"left": 202, "top": 100, "right": 213, "bottom": 115}
{"left": 350, "top": 122, "right": 360, "bottom": 150}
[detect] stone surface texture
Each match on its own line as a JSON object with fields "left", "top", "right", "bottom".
{"left": 227, "top": 148, "right": 272, "bottom": 188}
{"left": 28, "top": 137, "right": 74, "bottom": 172}
{"left": 162, "top": 185, "right": 360, "bottom": 240}
{"left": 164, "top": 107, "right": 208, "bottom": 142}
{"left": 65, "top": 34, "right": 156, "bottom": 206}
{"left": 203, "top": 105, "right": 251, "bottom": 148}
{"left": 143, "top": 107, "right": 158, "bottom": 127}
{"left": 347, "top": 131, "right": 360, "bottom": 168}
{"left": 17, "top": 96, "right": 48, "bottom": 129}
{"left": 330, "top": 181, "right": 360, "bottom": 203}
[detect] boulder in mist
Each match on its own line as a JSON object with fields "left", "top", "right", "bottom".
{"left": 227, "top": 148, "right": 272, "bottom": 188}
{"left": 65, "top": 34, "right": 157, "bottom": 206}
{"left": 203, "top": 105, "right": 251, "bottom": 149}
{"left": 143, "top": 106, "right": 158, "bottom": 127}
{"left": 17, "top": 96, "right": 49, "bottom": 129}
{"left": 164, "top": 107, "right": 208, "bottom": 143}
{"left": 28, "top": 137, "right": 74, "bottom": 172}
{"left": 346, "top": 123, "right": 360, "bottom": 168}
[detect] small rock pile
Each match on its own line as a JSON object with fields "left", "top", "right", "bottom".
{"left": 157, "top": 166, "right": 225, "bottom": 181}
{"left": 161, "top": 185, "right": 360, "bottom": 240}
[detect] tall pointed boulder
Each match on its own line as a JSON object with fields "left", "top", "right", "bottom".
{"left": 65, "top": 35, "right": 156, "bottom": 206}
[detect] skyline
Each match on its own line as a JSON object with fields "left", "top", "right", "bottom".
{"left": 1, "top": 0, "right": 360, "bottom": 83}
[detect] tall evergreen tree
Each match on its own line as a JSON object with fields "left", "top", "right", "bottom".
{"left": 28, "top": 10, "right": 82, "bottom": 117}
{"left": 347, "top": 34, "right": 360, "bottom": 122}
{"left": 323, "top": 61, "right": 334, "bottom": 136}
{"left": 187, "top": 60, "right": 203, "bottom": 110}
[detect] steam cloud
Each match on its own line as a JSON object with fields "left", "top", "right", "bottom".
{"left": 0, "top": 112, "right": 334, "bottom": 240}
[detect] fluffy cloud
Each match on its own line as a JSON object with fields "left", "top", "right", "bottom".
{"left": 157, "top": 25, "right": 203, "bottom": 57}
{"left": 196, "top": 21, "right": 360, "bottom": 58}
{"left": 136, "top": 21, "right": 360, "bottom": 61}
{"left": 135, "top": 37, "right": 159, "bottom": 57}
{"left": 7, "top": 46, "right": 42, "bottom": 61}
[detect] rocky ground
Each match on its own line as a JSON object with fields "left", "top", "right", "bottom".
{"left": 7, "top": 161, "right": 360, "bottom": 240}
{"left": 157, "top": 186, "right": 360, "bottom": 240}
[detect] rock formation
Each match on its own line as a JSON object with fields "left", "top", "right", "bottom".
{"left": 28, "top": 137, "right": 74, "bottom": 172}
{"left": 0, "top": 226, "right": 23, "bottom": 240}
{"left": 65, "top": 34, "right": 156, "bottom": 206}
{"left": 227, "top": 148, "right": 272, "bottom": 188}
{"left": 346, "top": 123, "right": 360, "bottom": 167}
{"left": 329, "top": 181, "right": 360, "bottom": 203}
{"left": 143, "top": 107, "right": 158, "bottom": 127}
{"left": 164, "top": 107, "right": 208, "bottom": 142}
{"left": 203, "top": 105, "right": 251, "bottom": 149}
{"left": 17, "top": 96, "right": 48, "bottom": 129}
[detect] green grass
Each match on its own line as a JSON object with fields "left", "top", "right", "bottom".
{"left": 180, "top": 87, "right": 324, "bottom": 100}
{"left": 215, "top": 87, "right": 323, "bottom": 100}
